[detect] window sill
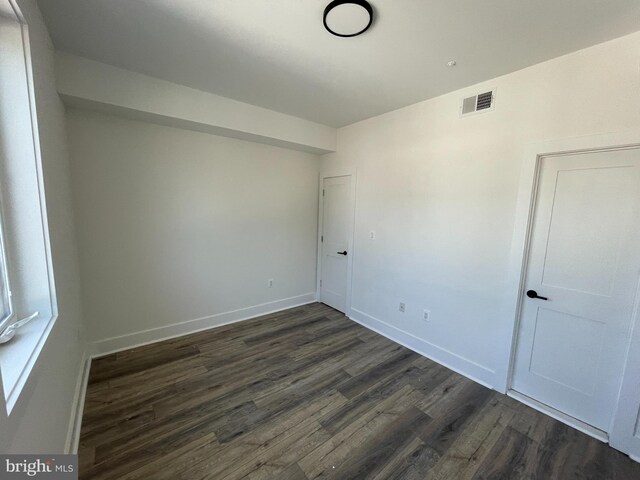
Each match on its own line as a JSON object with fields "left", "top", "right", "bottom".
{"left": 0, "top": 313, "right": 57, "bottom": 414}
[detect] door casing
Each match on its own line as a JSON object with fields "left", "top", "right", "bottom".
{"left": 501, "top": 131, "right": 640, "bottom": 454}
{"left": 316, "top": 168, "right": 357, "bottom": 316}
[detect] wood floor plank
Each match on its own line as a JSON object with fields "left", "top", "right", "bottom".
{"left": 277, "top": 464, "right": 309, "bottom": 480}
{"left": 415, "top": 382, "right": 494, "bottom": 456}
{"left": 319, "top": 365, "right": 432, "bottom": 435}
{"left": 181, "top": 391, "right": 347, "bottom": 480}
{"left": 326, "top": 406, "right": 433, "bottom": 480}
{"left": 88, "top": 396, "right": 256, "bottom": 470}
{"left": 107, "top": 355, "right": 207, "bottom": 390}
{"left": 213, "top": 369, "right": 351, "bottom": 444}
{"left": 337, "top": 348, "right": 419, "bottom": 399}
{"left": 298, "top": 385, "right": 425, "bottom": 479}
{"left": 78, "top": 303, "right": 640, "bottom": 480}
{"left": 219, "top": 420, "right": 330, "bottom": 480}
{"left": 559, "top": 432, "right": 639, "bottom": 480}
{"left": 342, "top": 340, "right": 405, "bottom": 377}
{"left": 471, "top": 426, "right": 539, "bottom": 480}
{"left": 117, "top": 432, "right": 219, "bottom": 480}
{"left": 89, "top": 344, "right": 200, "bottom": 384}
{"left": 424, "top": 396, "right": 516, "bottom": 480}
{"left": 373, "top": 436, "right": 441, "bottom": 480}
{"left": 414, "top": 370, "right": 473, "bottom": 415}
{"left": 508, "top": 400, "right": 559, "bottom": 444}
{"left": 242, "top": 315, "right": 337, "bottom": 346}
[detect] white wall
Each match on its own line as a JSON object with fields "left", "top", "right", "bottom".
{"left": 322, "top": 31, "right": 640, "bottom": 388}
{"left": 56, "top": 52, "right": 337, "bottom": 155}
{"left": 66, "top": 109, "right": 320, "bottom": 347}
{"left": 1, "top": 0, "right": 86, "bottom": 453}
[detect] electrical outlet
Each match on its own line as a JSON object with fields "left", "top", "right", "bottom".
{"left": 268, "top": 279, "right": 274, "bottom": 288}
{"left": 399, "top": 302, "right": 406, "bottom": 313}
{"left": 423, "top": 310, "right": 431, "bottom": 321}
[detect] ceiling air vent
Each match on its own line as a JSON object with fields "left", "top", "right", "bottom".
{"left": 461, "top": 89, "right": 496, "bottom": 116}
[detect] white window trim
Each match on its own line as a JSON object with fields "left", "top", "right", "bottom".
{"left": 0, "top": 198, "right": 15, "bottom": 334}
{"left": 0, "top": 0, "right": 59, "bottom": 415}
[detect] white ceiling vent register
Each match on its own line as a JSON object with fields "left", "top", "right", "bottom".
{"left": 461, "top": 89, "right": 496, "bottom": 116}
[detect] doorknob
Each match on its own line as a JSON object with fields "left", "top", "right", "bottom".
{"left": 337, "top": 251, "right": 348, "bottom": 256}
{"left": 526, "top": 290, "right": 548, "bottom": 301}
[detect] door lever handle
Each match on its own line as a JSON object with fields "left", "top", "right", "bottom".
{"left": 526, "top": 290, "right": 548, "bottom": 301}
{"left": 337, "top": 251, "right": 348, "bottom": 256}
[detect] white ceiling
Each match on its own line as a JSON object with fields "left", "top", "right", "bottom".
{"left": 37, "top": 0, "right": 640, "bottom": 127}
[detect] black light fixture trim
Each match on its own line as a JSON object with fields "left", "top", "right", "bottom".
{"left": 323, "top": 0, "right": 374, "bottom": 38}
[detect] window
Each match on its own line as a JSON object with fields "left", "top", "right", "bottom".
{"left": 0, "top": 202, "right": 12, "bottom": 333}
{"left": 0, "top": 2, "right": 59, "bottom": 413}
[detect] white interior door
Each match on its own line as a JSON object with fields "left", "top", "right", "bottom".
{"left": 512, "top": 148, "right": 640, "bottom": 432}
{"left": 320, "top": 175, "right": 351, "bottom": 313}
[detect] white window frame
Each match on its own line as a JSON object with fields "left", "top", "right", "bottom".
{"left": 0, "top": 0, "right": 59, "bottom": 415}
{"left": 0, "top": 196, "right": 14, "bottom": 334}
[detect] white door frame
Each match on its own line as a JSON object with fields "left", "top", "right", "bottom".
{"left": 498, "top": 130, "right": 640, "bottom": 452}
{"left": 316, "top": 168, "right": 357, "bottom": 316}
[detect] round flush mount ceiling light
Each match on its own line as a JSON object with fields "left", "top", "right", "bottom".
{"left": 323, "top": 0, "right": 373, "bottom": 38}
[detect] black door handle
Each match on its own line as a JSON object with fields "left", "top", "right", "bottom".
{"left": 526, "top": 290, "right": 548, "bottom": 301}
{"left": 337, "top": 251, "right": 347, "bottom": 256}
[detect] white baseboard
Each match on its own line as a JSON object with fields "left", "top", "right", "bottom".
{"left": 65, "top": 350, "right": 91, "bottom": 454}
{"left": 91, "top": 293, "right": 317, "bottom": 357}
{"left": 349, "top": 307, "right": 497, "bottom": 390}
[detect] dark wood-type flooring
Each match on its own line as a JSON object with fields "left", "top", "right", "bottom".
{"left": 79, "top": 303, "right": 640, "bottom": 479}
